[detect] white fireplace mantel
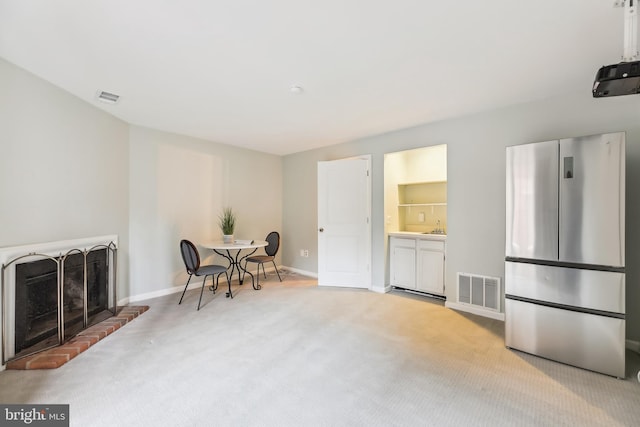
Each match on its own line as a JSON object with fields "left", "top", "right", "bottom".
{"left": 0, "top": 235, "right": 118, "bottom": 266}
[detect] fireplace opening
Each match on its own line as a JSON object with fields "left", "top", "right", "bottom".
{"left": 13, "top": 248, "right": 112, "bottom": 359}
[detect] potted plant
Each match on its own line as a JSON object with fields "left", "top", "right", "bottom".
{"left": 219, "top": 207, "right": 236, "bottom": 243}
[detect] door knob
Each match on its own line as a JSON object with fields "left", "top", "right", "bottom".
{"left": 319, "top": 228, "right": 324, "bottom": 232}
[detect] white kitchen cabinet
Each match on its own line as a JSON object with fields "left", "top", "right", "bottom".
{"left": 390, "top": 238, "right": 416, "bottom": 289}
{"left": 390, "top": 234, "right": 445, "bottom": 296}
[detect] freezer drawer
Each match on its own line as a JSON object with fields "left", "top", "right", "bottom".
{"left": 505, "top": 261, "right": 625, "bottom": 314}
{"left": 505, "top": 298, "right": 625, "bottom": 378}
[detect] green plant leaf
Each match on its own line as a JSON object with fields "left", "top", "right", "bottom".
{"left": 218, "top": 207, "right": 236, "bottom": 235}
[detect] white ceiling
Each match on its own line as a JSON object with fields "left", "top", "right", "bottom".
{"left": 0, "top": 1, "right": 630, "bottom": 155}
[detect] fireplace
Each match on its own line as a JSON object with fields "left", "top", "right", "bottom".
{"left": 1, "top": 236, "right": 117, "bottom": 364}
{"left": 14, "top": 249, "right": 111, "bottom": 357}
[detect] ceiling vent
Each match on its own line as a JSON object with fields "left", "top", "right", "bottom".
{"left": 96, "top": 91, "right": 120, "bottom": 104}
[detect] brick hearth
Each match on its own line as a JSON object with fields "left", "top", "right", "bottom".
{"left": 6, "top": 305, "right": 149, "bottom": 370}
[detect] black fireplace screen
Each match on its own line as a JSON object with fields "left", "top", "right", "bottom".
{"left": 14, "top": 248, "right": 111, "bottom": 357}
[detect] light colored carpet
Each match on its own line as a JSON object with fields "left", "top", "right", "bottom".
{"left": 1, "top": 271, "right": 640, "bottom": 426}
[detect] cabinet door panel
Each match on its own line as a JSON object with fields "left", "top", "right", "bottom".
{"left": 417, "top": 249, "right": 444, "bottom": 295}
{"left": 390, "top": 238, "right": 416, "bottom": 289}
{"left": 392, "top": 246, "right": 416, "bottom": 289}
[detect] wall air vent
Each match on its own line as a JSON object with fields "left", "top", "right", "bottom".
{"left": 457, "top": 272, "right": 500, "bottom": 312}
{"left": 96, "top": 91, "right": 120, "bottom": 104}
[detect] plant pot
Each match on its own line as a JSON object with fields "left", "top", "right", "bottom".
{"left": 223, "top": 234, "right": 234, "bottom": 244}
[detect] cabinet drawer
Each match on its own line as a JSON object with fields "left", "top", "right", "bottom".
{"left": 418, "top": 240, "right": 444, "bottom": 251}
{"left": 391, "top": 237, "right": 416, "bottom": 248}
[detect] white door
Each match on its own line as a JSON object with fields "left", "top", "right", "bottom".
{"left": 317, "top": 157, "right": 371, "bottom": 288}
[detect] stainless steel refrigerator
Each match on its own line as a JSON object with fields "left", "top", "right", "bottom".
{"left": 505, "top": 132, "right": 626, "bottom": 378}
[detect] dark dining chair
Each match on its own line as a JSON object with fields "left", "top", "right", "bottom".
{"left": 179, "top": 239, "right": 232, "bottom": 310}
{"left": 245, "top": 231, "right": 282, "bottom": 289}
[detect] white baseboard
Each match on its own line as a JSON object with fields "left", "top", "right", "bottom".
{"left": 372, "top": 285, "right": 392, "bottom": 293}
{"left": 445, "top": 301, "right": 505, "bottom": 321}
{"left": 281, "top": 265, "right": 317, "bottom": 278}
{"left": 125, "top": 265, "right": 305, "bottom": 304}
{"left": 126, "top": 281, "right": 202, "bottom": 304}
{"left": 117, "top": 296, "right": 131, "bottom": 306}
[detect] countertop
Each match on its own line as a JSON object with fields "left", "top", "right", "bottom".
{"left": 388, "top": 231, "right": 447, "bottom": 241}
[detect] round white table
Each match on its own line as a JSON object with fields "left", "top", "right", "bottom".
{"left": 201, "top": 240, "right": 268, "bottom": 289}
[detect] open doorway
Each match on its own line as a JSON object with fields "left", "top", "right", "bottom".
{"left": 384, "top": 145, "right": 448, "bottom": 293}
{"left": 384, "top": 145, "right": 447, "bottom": 235}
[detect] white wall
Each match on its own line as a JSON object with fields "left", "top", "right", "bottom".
{"left": 282, "top": 89, "right": 640, "bottom": 341}
{"left": 128, "top": 126, "right": 282, "bottom": 299}
{"left": 0, "top": 58, "right": 130, "bottom": 292}
{"left": 402, "top": 144, "right": 447, "bottom": 183}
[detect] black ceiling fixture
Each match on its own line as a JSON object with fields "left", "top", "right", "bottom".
{"left": 593, "top": 0, "right": 640, "bottom": 98}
